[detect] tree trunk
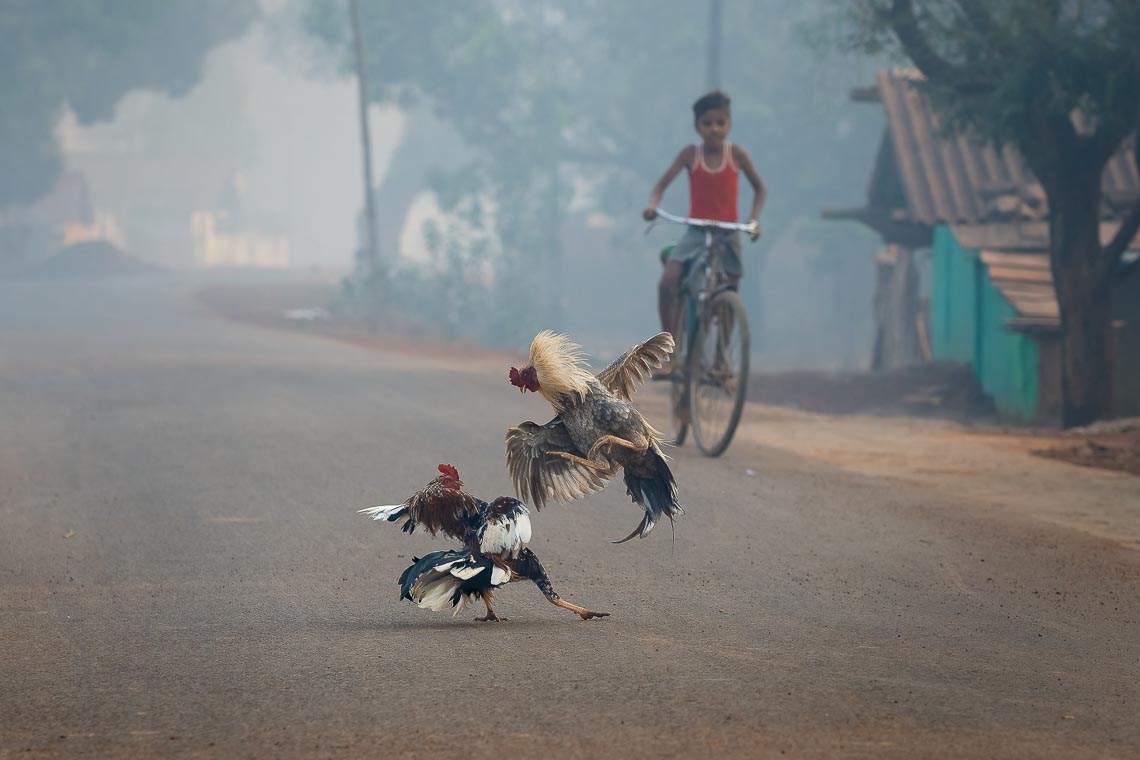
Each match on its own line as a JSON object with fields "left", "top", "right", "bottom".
{"left": 1046, "top": 165, "right": 1114, "bottom": 428}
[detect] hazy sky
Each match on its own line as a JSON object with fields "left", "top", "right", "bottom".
{"left": 60, "top": 17, "right": 406, "bottom": 272}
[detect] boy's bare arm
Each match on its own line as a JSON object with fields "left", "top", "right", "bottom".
{"left": 733, "top": 144, "right": 767, "bottom": 239}
{"left": 643, "top": 146, "right": 695, "bottom": 220}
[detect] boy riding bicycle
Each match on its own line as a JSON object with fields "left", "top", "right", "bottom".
{"left": 643, "top": 90, "right": 766, "bottom": 377}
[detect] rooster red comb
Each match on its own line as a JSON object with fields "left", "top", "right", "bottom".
{"left": 437, "top": 464, "right": 460, "bottom": 481}
{"left": 509, "top": 366, "right": 540, "bottom": 392}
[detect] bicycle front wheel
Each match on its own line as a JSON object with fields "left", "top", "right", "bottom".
{"left": 666, "top": 299, "right": 692, "bottom": 447}
{"left": 690, "top": 290, "right": 750, "bottom": 457}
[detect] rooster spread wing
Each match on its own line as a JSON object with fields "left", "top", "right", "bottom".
{"left": 505, "top": 418, "right": 612, "bottom": 509}
{"left": 595, "top": 332, "right": 675, "bottom": 400}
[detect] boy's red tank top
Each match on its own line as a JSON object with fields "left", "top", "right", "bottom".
{"left": 688, "top": 142, "right": 739, "bottom": 222}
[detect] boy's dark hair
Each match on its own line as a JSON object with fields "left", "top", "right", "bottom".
{"left": 693, "top": 90, "right": 731, "bottom": 122}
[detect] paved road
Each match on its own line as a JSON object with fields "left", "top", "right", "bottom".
{"left": 2, "top": 275, "right": 1138, "bottom": 759}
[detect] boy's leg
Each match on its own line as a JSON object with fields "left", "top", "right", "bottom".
{"left": 714, "top": 235, "right": 743, "bottom": 377}
{"left": 658, "top": 260, "right": 684, "bottom": 337}
{"left": 656, "top": 260, "right": 684, "bottom": 378}
{"left": 656, "top": 227, "right": 703, "bottom": 379}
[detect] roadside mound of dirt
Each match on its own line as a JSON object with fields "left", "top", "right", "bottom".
{"left": 1033, "top": 419, "right": 1140, "bottom": 477}
{"left": 31, "top": 241, "right": 161, "bottom": 278}
{"left": 747, "top": 362, "right": 995, "bottom": 419}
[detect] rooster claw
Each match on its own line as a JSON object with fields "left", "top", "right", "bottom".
{"left": 475, "top": 614, "right": 508, "bottom": 622}
{"left": 579, "top": 610, "right": 610, "bottom": 620}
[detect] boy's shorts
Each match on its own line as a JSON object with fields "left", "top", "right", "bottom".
{"left": 664, "top": 226, "right": 742, "bottom": 278}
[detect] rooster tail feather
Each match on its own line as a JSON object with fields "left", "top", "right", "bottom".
{"left": 358, "top": 503, "right": 408, "bottom": 523}
{"left": 397, "top": 550, "right": 505, "bottom": 611}
{"left": 618, "top": 447, "right": 682, "bottom": 542}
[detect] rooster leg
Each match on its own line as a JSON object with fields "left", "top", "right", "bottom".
{"left": 588, "top": 433, "right": 648, "bottom": 460}
{"left": 474, "top": 591, "right": 507, "bottom": 622}
{"left": 549, "top": 451, "right": 612, "bottom": 472}
{"left": 514, "top": 548, "right": 610, "bottom": 621}
{"left": 550, "top": 597, "right": 610, "bottom": 621}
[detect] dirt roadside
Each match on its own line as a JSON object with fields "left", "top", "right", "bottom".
{"left": 650, "top": 396, "right": 1140, "bottom": 550}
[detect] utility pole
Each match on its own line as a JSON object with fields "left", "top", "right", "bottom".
{"left": 706, "top": 0, "right": 723, "bottom": 90}
{"left": 349, "top": 0, "right": 381, "bottom": 282}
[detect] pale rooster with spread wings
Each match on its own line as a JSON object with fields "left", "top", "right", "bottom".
{"left": 506, "top": 331, "right": 682, "bottom": 542}
{"left": 359, "top": 464, "right": 608, "bottom": 622}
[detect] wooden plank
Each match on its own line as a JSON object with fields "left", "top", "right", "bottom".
{"left": 997, "top": 287, "right": 1057, "bottom": 302}
{"left": 951, "top": 223, "right": 1049, "bottom": 250}
{"left": 870, "top": 245, "right": 923, "bottom": 370}
{"left": 980, "top": 250, "right": 1050, "bottom": 269}
{"left": 1004, "top": 300, "right": 1059, "bottom": 317}
{"left": 987, "top": 266, "right": 1052, "bottom": 283}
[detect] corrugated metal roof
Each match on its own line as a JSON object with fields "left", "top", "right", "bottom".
{"left": 969, "top": 220, "right": 1140, "bottom": 334}
{"left": 876, "top": 69, "right": 1139, "bottom": 226}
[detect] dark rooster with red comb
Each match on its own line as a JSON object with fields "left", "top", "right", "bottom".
{"left": 359, "top": 464, "right": 608, "bottom": 621}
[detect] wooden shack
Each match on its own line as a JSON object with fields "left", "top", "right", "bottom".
{"left": 825, "top": 69, "right": 1140, "bottom": 420}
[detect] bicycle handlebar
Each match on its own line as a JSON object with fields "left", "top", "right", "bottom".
{"left": 649, "top": 209, "right": 758, "bottom": 236}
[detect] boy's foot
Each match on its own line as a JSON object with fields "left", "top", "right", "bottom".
{"left": 711, "top": 358, "right": 736, "bottom": 389}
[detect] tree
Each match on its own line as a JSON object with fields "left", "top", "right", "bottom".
{"left": 303, "top": 0, "right": 882, "bottom": 352}
{"left": 835, "top": 0, "right": 1140, "bottom": 426}
{"left": 0, "top": 0, "right": 257, "bottom": 209}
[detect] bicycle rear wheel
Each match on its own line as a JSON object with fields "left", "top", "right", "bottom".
{"left": 666, "top": 300, "right": 692, "bottom": 446}
{"left": 690, "top": 290, "right": 750, "bottom": 457}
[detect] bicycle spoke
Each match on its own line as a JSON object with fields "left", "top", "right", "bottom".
{"left": 691, "top": 292, "right": 749, "bottom": 457}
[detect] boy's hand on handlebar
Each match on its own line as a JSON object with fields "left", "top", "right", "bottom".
{"left": 642, "top": 207, "right": 658, "bottom": 221}
{"left": 749, "top": 221, "right": 761, "bottom": 241}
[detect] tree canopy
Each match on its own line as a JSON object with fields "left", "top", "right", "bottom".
{"left": 838, "top": 2, "right": 1140, "bottom": 144}
{"left": 304, "top": 0, "right": 883, "bottom": 348}
{"left": 0, "top": 0, "right": 257, "bottom": 208}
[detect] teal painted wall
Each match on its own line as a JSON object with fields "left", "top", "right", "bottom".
{"left": 930, "top": 225, "right": 978, "bottom": 363}
{"left": 928, "top": 225, "right": 1040, "bottom": 419}
{"left": 975, "top": 273, "right": 1040, "bottom": 418}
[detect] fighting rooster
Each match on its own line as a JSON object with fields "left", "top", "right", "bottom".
{"left": 506, "top": 331, "right": 682, "bottom": 542}
{"left": 359, "top": 464, "right": 608, "bottom": 622}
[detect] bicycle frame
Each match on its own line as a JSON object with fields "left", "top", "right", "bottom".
{"left": 648, "top": 209, "right": 755, "bottom": 355}
{"left": 650, "top": 209, "right": 755, "bottom": 453}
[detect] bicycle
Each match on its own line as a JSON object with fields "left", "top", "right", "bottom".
{"left": 649, "top": 209, "right": 755, "bottom": 457}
